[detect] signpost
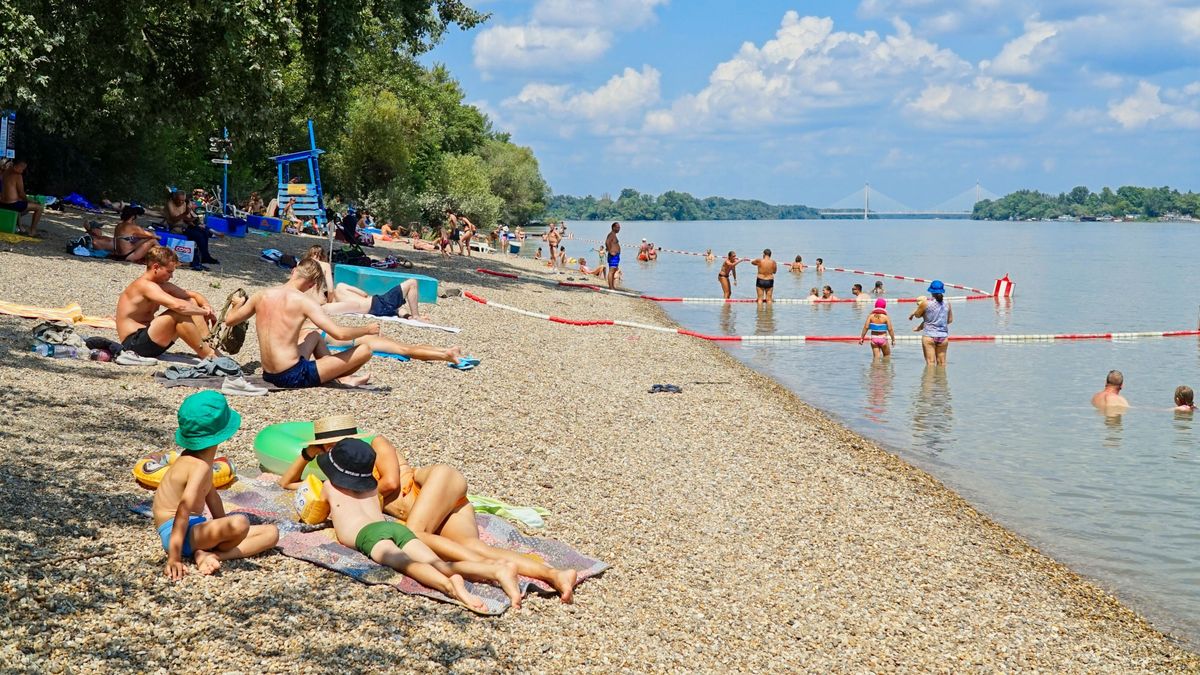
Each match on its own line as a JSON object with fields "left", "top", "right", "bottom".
{"left": 0, "top": 111, "right": 16, "bottom": 159}
{"left": 208, "top": 128, "right": 233, "bottom": 213}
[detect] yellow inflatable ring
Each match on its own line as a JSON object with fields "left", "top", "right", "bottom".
{"left": 132, "top": 451, "right": 237, "bottom": 491}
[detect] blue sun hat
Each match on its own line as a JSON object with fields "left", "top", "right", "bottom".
{"left": 927, "top": 280, "right": 946, "bottom": 294}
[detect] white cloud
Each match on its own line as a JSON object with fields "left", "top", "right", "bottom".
{"left": 473, "top": 25, "right": 610, "bottom": 73}
{"left": 857, "top": 0, "right": 1013, "bottom": 34}
{"left": 472, "top": 0, "right": 668, "bottom": 73}
{"left": 643, "top": 12, "right": 969, "bottom": 134}
{"left": 905, "top": 76, "right": 1048, "bottom": 124}
{"left": 981, "top": 18, "right": 1058, "bottom": 76}
{"left": 1183, "top": 8, "right": 1200, "bottom": 40}
{"left": 533, "top": 0, "right": 668, "bottom": 30}
{"left": 504, "top": 66, "right": 662, "bottom": 135}
{"left": 1107, "top": 81, "right": 1200, "bottom": 129}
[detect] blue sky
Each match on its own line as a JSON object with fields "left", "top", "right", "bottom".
{"left": 423, "top": 1, "right": 1200, "bottom": 208}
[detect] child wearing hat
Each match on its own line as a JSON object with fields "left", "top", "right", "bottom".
{"left": 289, "top": 436, "right": 521, "bottom": 613}
{"left": 152, "top": 392, "right": 279, "bottom": 580}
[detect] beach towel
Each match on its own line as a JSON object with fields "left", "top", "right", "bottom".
{"left": 153, "top": 374, "right": 390, "bottom": 394}
{"left": 0, "top": 232, "right": 37, "bottom": 244}
{"left": 327, "top": 345, "right": 411, "bottom": 361}
{"left": 0, "top": 300, "right": 116, "bottom": 330}
{"left": 348, "top": 314, "right": 462, "bottom": 334}
{"left": 130, "top": 475, "right": 607, "bottom": 614}
{"left": 467, "top": 495, "right": 550, "bottom": 530}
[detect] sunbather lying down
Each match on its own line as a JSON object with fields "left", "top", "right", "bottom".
{"left": 281, "top": 416, "right": 579, "bottom": 604}
{"left": 318, "top": 332, "right": 466, "bottom": 365}
{"left": 322, "top": 279, "right": 429, "bottom": 323}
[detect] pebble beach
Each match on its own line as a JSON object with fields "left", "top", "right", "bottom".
{"left": 1, "top": 211, "right": 1198, "bottom": 673}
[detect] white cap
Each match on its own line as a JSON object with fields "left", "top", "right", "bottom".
{"left": 641, "top": 238, "right": 647, "bottom": 242}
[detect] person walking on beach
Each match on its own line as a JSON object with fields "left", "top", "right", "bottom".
{"left": 751, "top": 249, "right": 777, "bottom": 305}
{"left": 605, "top": 222, "right": 621, "bottom": 290}
{"left": 912, "top": 280, "right": 952, "bottom": 365}
{"left": 859, "top": 298, "right": 895, "bottom": 360}
{"left": 718, "top": 251, "right": 741, "bottom": 299}
{"left": 1091, "top": 370, "right": 1129, "bottom": 410}
{"left": 546, "top": 223, "right": 562, "bottom": 272}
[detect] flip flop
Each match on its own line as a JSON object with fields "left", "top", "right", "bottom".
{"left": 458, "top": 356, "right": 481, "bottom": 368}
{"left": 448, "top": 359, "right": 476, "bottom": 371}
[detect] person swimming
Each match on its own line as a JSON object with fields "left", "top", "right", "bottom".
{"left": 820, "top": 285, "right": 837, "bottom": 300}
{"left": 807, "top": 287, "right": 820, "bottom": 300}
{"left": 790, "top": 255, "right": 805, "bottom": 272}
{"left": 872, "top": 281, "right": 885, "bottom": 296}
{"left": 1174, "top": 385, "right": 1195, "bottom": 412}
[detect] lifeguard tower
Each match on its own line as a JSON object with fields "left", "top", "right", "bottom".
{"left": 270, "top": 120, "right": 327, "bottom": 230}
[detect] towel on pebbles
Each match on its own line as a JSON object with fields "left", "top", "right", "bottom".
{"left": 346, "top": 314, "right": 461, "bottom": 333}
{"left": 153, "top": 374, "right": 390, "bottom": 394}
{"left": 131, "top": 474, "right": 608, "bottom": 614}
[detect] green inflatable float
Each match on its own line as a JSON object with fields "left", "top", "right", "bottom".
{"left": 253, "top": 421, "right": 375, "bottom": 480}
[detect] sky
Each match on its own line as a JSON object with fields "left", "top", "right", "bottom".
{"left": 422, "top": 1, "right": 1200, "bottom": 209}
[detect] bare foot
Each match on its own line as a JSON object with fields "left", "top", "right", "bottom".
{"left": 448, "top": 574, "right": 487, "bottom": 614}
{"left": 446, "top": 346, "right": 464, "bottom": 361}
{"left": 337, "top": 373, "right": 372, "bottom": 387}
{"left": 494, "top": 561, "right": 522, "bottom": 610}
{"left": 552, "top": 568, "right": 578, "bottom": 603}
{"left": 194, "top": 550, "right": 222, "bottom": 575}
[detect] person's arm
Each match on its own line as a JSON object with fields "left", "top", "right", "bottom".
{"left": 303, "top": 298, "right": 379, "bottom": 342}
{"left": 947, "top": 304, "right": 954, "bottom": 325}
{"left": 164, "top": 463, "right": 211, "bottom": 580}
{"left": 144, "top": 283, "right": 208, "bottom": 316}
{"left": 859, "top": 316, "right": 871, "bottom": 343}
{"left": 370, "top": 436, "right": 407, "bottom": 504}
{"left": 888, "top": 316, "right": 896, "bottom": 344}
{"left": 731, "top": 265, "right": 737, "bottom": 283}
{"left": 278, "top": 445, "right": 324, "bottom": 489}
{"left": 223, "top": 291, "right": 259, "bottom": 326}
{"left": 204, "top": 486, "right": 226, "bottom": 520}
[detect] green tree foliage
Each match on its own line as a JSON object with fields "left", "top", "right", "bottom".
{"left": 546, "top": 189, "right": 821, "bottom": 221}
{"left": 973, "top": 186, "right": 1200, "bottom": 220}
{"left": 477, "top": 140, "right": 548, "bottom": 227}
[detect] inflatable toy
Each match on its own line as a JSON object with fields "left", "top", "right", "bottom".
{"left": 254, "top": 421, "right": 375, "bottom": 480}
{"left": 294, "top": 474, "right": 331, "bottom": 524}
{"left": 637, "top": 253, "right": 648, "bottom": 261}
{"left": 132, "top": 451, "right": 236, "bottom": 490}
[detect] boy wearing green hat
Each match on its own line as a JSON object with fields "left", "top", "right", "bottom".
{"left": 152, "top": 391, "right": 279, "bottom": 580}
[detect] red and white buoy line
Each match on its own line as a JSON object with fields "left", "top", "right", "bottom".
{"left": 572, "top": 237, "right": 994, "bottom": 296}
{"left": 463, "top": 288, "right": 1200, "bottom": 344}
{"left": 475, "top": 268, "right": 986, "bottom": 305}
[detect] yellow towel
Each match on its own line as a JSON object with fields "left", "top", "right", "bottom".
{"left": 0, "top": 300, "right": 117, "bottom": 330}
{"left": 0, "top": 232, "right": 37, "bottom": 244}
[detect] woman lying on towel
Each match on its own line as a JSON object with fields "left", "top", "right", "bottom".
{"left": 279, "top": 415, "right": 579, "bottom": 603}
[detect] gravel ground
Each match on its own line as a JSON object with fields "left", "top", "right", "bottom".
{"left": 1, "top": 211, "right": 1197, "bottom": 673}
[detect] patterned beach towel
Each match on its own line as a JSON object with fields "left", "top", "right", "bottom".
{"left": 0, "top": 300, "right": 116, "bottom": 329}
{"left": 131, "top": 475, "right": 607, "bottom": 614}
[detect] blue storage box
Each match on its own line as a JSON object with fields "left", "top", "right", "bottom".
{"left": 205, "top": 215, "right": 248, "bottom": 238}
{"left": 156, "top": 230, "right": 187, "bottom": 247}
{"left": 247, "top": 215, "right": 284, "bottom": 232}
{"left": 334, "top": 264, "right": 439, "bottom": 304}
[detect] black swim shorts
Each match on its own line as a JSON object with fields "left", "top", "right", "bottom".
{"left": 756, "top": 278, "right": 774, "bottom": 290}
{"left": 121, "top": 327, "right": 172, "bottom": 358}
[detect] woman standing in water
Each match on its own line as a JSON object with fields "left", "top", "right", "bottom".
{"left": 717, "top": 251, "right": 741, "bottom": 299}
{"left": 912, "top": 280, "right": 952, "bottom": 365}
{"left": 859, "top": 298, "right": 895, "bottom": 360}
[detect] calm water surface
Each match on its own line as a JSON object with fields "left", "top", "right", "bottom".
{"left": 567, "top": 219, "right": 1200, "bottom": 644}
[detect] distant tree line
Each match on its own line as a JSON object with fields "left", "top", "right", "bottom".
{"left": 973, "top": 186, "right": 1200, "bottom": 221}
{"left": 546, "top": 188, "right": 820, "bottom": 221}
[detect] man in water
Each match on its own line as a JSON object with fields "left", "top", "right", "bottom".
{"left": 851, "top": 283, "right": 870, "bottom": 302}
{"left": 750, "top": 249, "right": 777, "bottom": 305}
{"left": 0, "top": 159, "right": 45, "bottom": 237}
{"left": 605, "top": 222, "right": 621, "bottom": 290}
{"left": 224, "top": 260, "right": 380, "bottom": 388}
{"left": 116, "top": 246, "right": 217, "bottom": 359}
{"left": 1091, "top": 370, "right": 1129, "bottom": 410}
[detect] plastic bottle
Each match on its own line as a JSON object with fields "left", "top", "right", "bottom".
{"left": 33, "top": 344, "right": 81, "bottom": 358}
{"left": 33, "top": 343, "right": 53, "bottom": 357}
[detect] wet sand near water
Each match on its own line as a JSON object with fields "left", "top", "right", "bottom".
{"left": 0, "top": 212, "right": 1196, "bottom": 671}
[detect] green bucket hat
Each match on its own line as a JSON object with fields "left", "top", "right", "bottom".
{"left": 175, "top": 391, "right": 242, "bottom": 451}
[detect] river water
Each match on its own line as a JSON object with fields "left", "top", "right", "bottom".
{"left": 565, "top": 218, "right": 1200, "bottom": 644}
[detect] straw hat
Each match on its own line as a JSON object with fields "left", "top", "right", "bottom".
{"left": 306, "top": 414, "right": 367, "bottom": 447}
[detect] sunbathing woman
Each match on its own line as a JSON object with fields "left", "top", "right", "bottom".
{"left": 577, "top": 258, "right": 607, "bottom": 279}
{"left": 284, "top": 415, "right": 579, "bottom": 603}
{"left": 112, "top": 206, "right": 159, "bottom": 262}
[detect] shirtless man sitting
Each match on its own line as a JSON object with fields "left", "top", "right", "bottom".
{"left": 1, "top": 159, "right": 45, "bottom": 237}
{"left": 116, "top": 246, "right": 217, "bottom": 359}
{"left": 1091, "top": 370, "right": 1130, "bottom": 411}
{"left": 280, "top": 415, "right": 579, "bottom": 603}
{"left": 750, "top": 248, "right": 777, "bottom": 305}
{"left": 163, "top": 189, "right": 218, "bottom": 271}
{"left": 223, "top": 260, "right": 379, "bottom": 388}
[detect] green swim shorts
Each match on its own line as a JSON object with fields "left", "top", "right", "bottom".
{"left": 355, "top": 521, "right": 417, "bottom": 557}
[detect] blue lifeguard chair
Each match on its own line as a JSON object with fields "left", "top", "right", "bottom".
{"left": 270, "top": 120, "right": 327, "bottom": 230}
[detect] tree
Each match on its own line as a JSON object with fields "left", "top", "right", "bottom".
{"left": 478, "top": 140, "right": 548, "bottom": 226}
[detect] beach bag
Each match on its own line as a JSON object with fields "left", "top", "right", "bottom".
{"left": 205, "top": 289, "right": 249, "bottom": 354}
{"left": 172, "top": 239, "right": 196, "bottom": 264}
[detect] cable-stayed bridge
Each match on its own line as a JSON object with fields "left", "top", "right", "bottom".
{"left": 819, "top": 182, "right": 998, "bottom": 219}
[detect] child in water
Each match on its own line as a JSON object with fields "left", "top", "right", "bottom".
{"left": 1174, "top": 386, "right": 1195, "bottom": 412}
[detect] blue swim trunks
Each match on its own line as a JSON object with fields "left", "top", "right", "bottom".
{"left": 262, "top": 358, "right": 321, "bottom": 389}
{"left": 608, "top": 253, "right": 620, "bottom": 268}
{"left": 368, "top": 285, "right": 406, "bottom": 317}
{"left": 157, "top": 515, "right": 207, "bottom": 557}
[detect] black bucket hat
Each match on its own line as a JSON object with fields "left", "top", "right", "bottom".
{"left": 316, "top": 438, "right": 377, "bottom": 492}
